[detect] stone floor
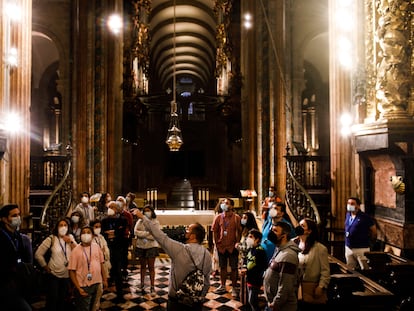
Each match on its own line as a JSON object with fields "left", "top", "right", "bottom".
{"left": 31, "top": 255, "right": 254, "bottom": 311}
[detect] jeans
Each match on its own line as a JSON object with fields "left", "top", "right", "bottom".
{"left": 75, "top": 283, "right": 99, "bottom": 311}
{"left": 247, "top": 285, "right": 261, "bottom": 311}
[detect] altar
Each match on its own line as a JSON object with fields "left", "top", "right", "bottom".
{"left": 156, "top": 209, "right": 215, "bottom": 226}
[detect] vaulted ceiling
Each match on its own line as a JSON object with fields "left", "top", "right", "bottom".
{"left": 150, "top": 0, "right": 216, "bottom": 91}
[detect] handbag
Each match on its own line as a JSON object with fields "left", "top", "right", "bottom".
{"left": 299, "top": 281, "right": 328, "bottom": 304}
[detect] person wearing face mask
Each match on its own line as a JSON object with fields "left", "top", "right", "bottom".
{"left": 261, "top": 202, "right": 295, "bottom": 261}
{"left": 101, "top": 201, "right": 128, "bottom": 302}
{"left": 125, "top": 192, "right": 138, "bottom": 211}
{"left": 0, "top": 204, "right": 33, "bottom": 310}
{"left": 133, "top": 204, "right": 160, "bottom": 296}
{"left": 73, "top": 192, "right": 95, "bottom": 226}
{"left": 264, "top": 222, "right": 301, "bottom": 311}
{"left": 344, "top": 197, "right": 377, "bottom": 270}
{"left": 68, "top": 226, "right": 108, "bottom": 311}
{"left": 211, "top": 198, "right": 242, "bottom": 297}
{"left": 131, "top": 208, "right": 212, "bottom": 311}
{"left": 116, "top": 195, "right": 134, "bottom": 280}
{"left": 90, "top": 219, "right": 111, "bottom": 311}
{"left": 261, "top": 186, "right": 282, "bottom": 220}
{"left": 237, "top": 211, "right": 259, "bottom": 268}
{"left": 294, "top": 218, "right": 330, "bottom": 309}
{"left": 240, "top": 229, "right": 267, "bottom": 311}
{"left": 70, "top": 211, "right": 83, "bottom": 243}
{"left": 35, "top": 218, "right": 77, "bottom": 311}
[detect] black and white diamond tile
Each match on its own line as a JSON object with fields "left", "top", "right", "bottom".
{"left": 32, "top": 256, "right": 255, "bottom": 311}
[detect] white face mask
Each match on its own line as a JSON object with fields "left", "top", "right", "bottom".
{"left": 107, "top": 208, "right": 116, "bottom": 216}
{"left": 220, "top": 203, "right": 228, "bottom": 212}
{"left": 10, "top": 216, "right": 22, "bottom": 229}
{"left": 246, "top": 237, "right": 255, "bottom": 249}
{"left": 81, "top": 233, "right": 92, "bottom": 244}
{"left": 71, "top": 215, "right": 80, "bottom": 224}
{"left": 268, "top": 191, "right": 274, "bottom": 197}
{"left": 144, "top": 211, "right": 152, "bottom": 219}
{"left": 269, "top": 208, "right": 278, "bottom": 218}
{"left": 58, "top": 226, "right": 68, "bottom": 236}
{"left": 241, "top": 219, "right": 247, "bottom": 226}
{"left": 347, "top": 204, "right": 356, "bottom": 212}
{"left": 81, "top": 196, "right": 89, "bottom": 204}
{"left": 93, "top": 228, "right": 101, "bottom": 235}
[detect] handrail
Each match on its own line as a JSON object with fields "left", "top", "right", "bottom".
{"left": 285, "top": 157, "right": 321, "bottom": 225}
{"left": 40, "top": 157, "right": 72, "bottom": 228}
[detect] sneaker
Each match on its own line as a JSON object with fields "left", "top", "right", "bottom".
{"left": 150, "top": 286, "right": 156, "bottom": 297}
{"left": 214, "top": 285, "right": 227, "bottom": 294}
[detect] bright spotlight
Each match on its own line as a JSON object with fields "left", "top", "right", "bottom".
{"left": 107, "top": 14, "right": 123, "bottom": 34}
{"left": 2, "top": 112, "right": 22, "bottom": 134}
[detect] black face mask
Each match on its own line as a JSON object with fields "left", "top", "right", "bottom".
{"left": 294, "top": 225, "right": 304, "bottom": 236}
{"left": 267, "top": 230, "right": 279, "bottom": 245}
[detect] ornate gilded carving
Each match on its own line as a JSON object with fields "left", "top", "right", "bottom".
{"left": 214, "top": 0, "right": 233, "bottom": 95}
{"left": 375, "top": 0, "right": 412, "bottom": 119}
{"left": 364, "top": 0, "right": 378, "bottom": 122}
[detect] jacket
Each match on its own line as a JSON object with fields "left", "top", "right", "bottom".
{"left": 134, "top": 218, "right": 160, "bottom": 249}
{"left": 263, "top": 240, "right": 301, "bottom": 311}
{"left": 141, "top": 217, "right": 212, "bottom": 298}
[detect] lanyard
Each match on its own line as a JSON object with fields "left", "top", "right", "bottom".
{"left": 82, "top": 245, "right": 92, "bottom": 272}
{"left": 94, "top": 236, "right": 101, "bottom": 248}
{"left": 58, "top": 237, "right": 67, "bottom": 260}
{"left": 222, "top": 213, "right": 230, "bottom": 229}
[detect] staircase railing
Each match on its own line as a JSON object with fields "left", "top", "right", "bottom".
{"left": 285, "top": 156, "right": 321, "bottom": 225}
{"left": 284, "top": 151, "right": 330, "bottom": 226}
{"left": 39, "top": 147, "right": 73, "bottom": 231}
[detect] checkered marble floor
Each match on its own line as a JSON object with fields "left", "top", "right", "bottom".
{"left": 32, "top": 256, "right": 254, "bottom": 311}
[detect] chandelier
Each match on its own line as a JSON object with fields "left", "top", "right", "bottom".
{"left": 165, "top": 1, "right": 183, "bottom": 151}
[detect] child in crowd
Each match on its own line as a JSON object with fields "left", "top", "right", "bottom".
{"left": 68, "top": 226, "right": 107, "bottom": 311}
{"left": 242, "top": 229, "right": 267, "bottom": 311}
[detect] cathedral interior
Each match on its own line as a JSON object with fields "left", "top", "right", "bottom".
{"left": 1, "top": 0, "right": 414, "bottom": 309}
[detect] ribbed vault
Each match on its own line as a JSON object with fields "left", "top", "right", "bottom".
{"left": 150, "top": 0, "right": 216, "bottom": 92}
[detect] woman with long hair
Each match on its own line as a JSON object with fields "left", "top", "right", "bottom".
{"left": 134, "top": 204, "right": 160, "bottom": 296}
{"left": 35, "top": 218, "right": 77, "bottom": 311}
{"left": 295, "top": 218, "right": 330, "bottom": 310}
{"left": 238, "top": 211, "right": 259, "bottom": 267}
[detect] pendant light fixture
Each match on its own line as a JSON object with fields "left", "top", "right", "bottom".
{"left": 165, "top": 1, "right": 183, "bottom": 151}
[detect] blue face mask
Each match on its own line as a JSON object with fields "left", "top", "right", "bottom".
{"left": 268, "top": 191, "right": 274, "bottom": 197}
{"left": 220, "top": 203, "right": 228, "bottom": 212}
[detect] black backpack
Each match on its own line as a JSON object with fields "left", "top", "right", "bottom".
{"left": 175, "top": 247, "right": 206, "bottom": 306}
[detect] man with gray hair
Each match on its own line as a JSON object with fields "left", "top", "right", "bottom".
{"left": 101, "top": 201, "right": 129, "bottom": 303}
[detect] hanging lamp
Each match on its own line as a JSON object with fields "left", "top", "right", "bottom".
{"left": 165, "top": 1, "right": 183, "bottom": 151}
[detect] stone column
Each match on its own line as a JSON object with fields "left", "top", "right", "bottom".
{"left": 0, "top": 0, "right": 32, "bottom": 216}
{"left": 329, "top": 0, "right": 356, "bottom": 229}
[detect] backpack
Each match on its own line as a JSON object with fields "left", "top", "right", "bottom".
{"left": 175, "top": 247, "right": 206, "bottom": 306}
